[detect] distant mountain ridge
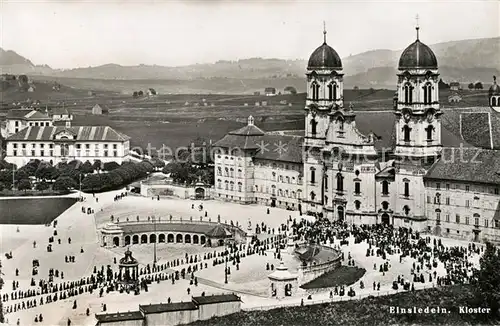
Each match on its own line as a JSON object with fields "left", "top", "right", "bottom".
{"left": 1, "top": 37, "right": 499, "bottom": 88}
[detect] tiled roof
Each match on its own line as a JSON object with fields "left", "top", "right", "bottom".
{"left": 460, "top": 113, "right": 492, "bottom": 149}
{"left": 25, "top": 110, "right": 51, "bottom": 120}
{"left": 6, "top": 109, "right": 50, "bottom": 120}
{"left": 139, "top": 302, "right": 197, "bottom": 314}
{"left": 50, "top": 107, "right": 71, "bottom": 115}
{"left": 229, "top": 125, "right": 265, "bottom": 136}
{"left": 192, "top": 294, "right": 240, "bottom": 305}
{"left": 6, "top": 126, "right": 130, "bottom": 142}
{"left": 120, "top": 222, "right": 217, "bottom": 235}
{"left": 207, "top": 224, "right": 230, "bottom": 238}
{"left": 424, "top": 147, "right": 500, "bottom": 185}
{"left": 95, "top": 311, "right": 143, "bottom": 323}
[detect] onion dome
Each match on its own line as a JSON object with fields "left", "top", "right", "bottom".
{"left": 489, "top": 76, "right": 500, "bottom": 96}
{"left": 119, "top": 249, "right": 138, "bottom": 266}
{"left": 398, "top": 27, "right": 437, "bottom": 70}
{"left": 307, "top": 27, "right": 342, "bottom": 70}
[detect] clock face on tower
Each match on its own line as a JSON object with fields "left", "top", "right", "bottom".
{"left": 403, "top": 112, "right": 411, "bottom": 123}
{"left": 426, "top": 111, "right": 434, "bottom": 123}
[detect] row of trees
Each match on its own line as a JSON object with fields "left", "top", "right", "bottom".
{"left": 81, "top": 160, "right": 155, "bottom": 193}
{"left": 0, "top": 158, "right": 163, "bottom": 194}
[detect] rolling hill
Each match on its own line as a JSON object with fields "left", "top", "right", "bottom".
{"left": 1, "top": 37, "right": 498, "bottom": 91}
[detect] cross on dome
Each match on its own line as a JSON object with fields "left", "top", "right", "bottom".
{"left": 323, "top": 21, "right": 327, "bottom": 44}
{"left": 415, "top": 14, "right": 420, "bottom": 40}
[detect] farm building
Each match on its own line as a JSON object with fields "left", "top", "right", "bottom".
{"left": 92, "top": 104, "right": 110, "bottom": 115}
{"left": 448, "top": 93, "right": 462, "bottom": 103}
{"left": 264, "top": 87, "right": 276, "bottom": 96}
{"left": 147, "top": 88, "right": 157, "bottom": 96}
{"left": 450, "top": 82, "right": 461, "bottom": 91}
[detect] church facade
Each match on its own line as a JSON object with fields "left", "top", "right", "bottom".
{"left": 214, "top": 27, "right": 500, "bottom": 244}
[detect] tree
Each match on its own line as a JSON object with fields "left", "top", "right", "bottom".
{"left": 17, "top": 179, "right": 32, "bottom": 193}
{"left": 138, "top": 90, "right": 144, "bottom": 96}
{"left": 284, "top": 86, "right": 297, "bottom": 94}
{"left": 475, "top": 82, "right": 484, "bottom": 90}
{"left": 82, "top": 174, "right": 102, "bottom": 192}
{"left": 474, "top": 242, "right": 500, "bottom": 318}
{"left": 35, "top": 165, "right": 59, "bottom": 182}
{"left": 80, "top": 161, "right": 94, "bottom": 174}
{"left": 93, "top": 160, "right": 102, "bottom": 173}
{"left": 468, "top": 83, "right": 475, "bottom": 90}
{"left": 0, "top": 182, "right": 4, "bottom": 192}
{"left": 15, "top": 170, "right": 29, "bottom": 182}
{"left": 149, "top": 88, "right": 157, "bottom": 95}
{"left": 53, "top": 176, "right": 77, "bottom": 192}
{"left": 151, "top": 158, "right": 166, "bottom": 170}
{"left": 103, "top": 161, "right": 120, "bottom": 172}
{"left": 133, "top": 91, "right": 138, "bottom": 98}
{"left": 35, "top": 181, "right": 50, "bottom": 192}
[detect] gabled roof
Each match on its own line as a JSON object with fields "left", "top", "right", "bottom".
{"left": 228, "top": 124, "right": 265, "bottom": 137}
{"left": 139, "top": 302, "right": 197, "bottom": 314}
{"left": 424, "top": 147, "right": 500, "bottom": 185}
{"left": 93, "top": 103, "right": 110, "bottom": 112}
{"left": 95, "top": 311, "right": 143, "bottom": 323}
{"left": 207, "top": 224, "right": 231, "bottom": 238}
{"left": 6, "top": 109, "right": 50, "bottom": 120}
{"left": 6, "top": 126, "right": 130, "bottom": 142}
{"left": 191, "top": 294, "right": 240, "bottom": 305}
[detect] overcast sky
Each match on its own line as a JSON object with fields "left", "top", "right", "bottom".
{"left": 1, "top": 0, "right": 499, "bottom": 69}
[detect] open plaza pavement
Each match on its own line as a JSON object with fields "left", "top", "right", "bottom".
{"left": 0, "top": 190, "right": 483, "bottom": 325}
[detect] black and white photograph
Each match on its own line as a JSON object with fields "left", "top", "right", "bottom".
{"left": 0, "top": 0, "right": 499, "bottom": 325}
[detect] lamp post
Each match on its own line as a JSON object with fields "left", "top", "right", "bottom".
{"left": 153, "top": 215, "right": 157, "bottom": 265}
{"left": 79, "top": 173, "right": 82, "bottom": 201}
{"left": 224, "top": 241, "right": 228, "bottom": 284}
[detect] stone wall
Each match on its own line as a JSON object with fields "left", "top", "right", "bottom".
{"left": 296, "top": 246, "right": 342, "bottom": 286}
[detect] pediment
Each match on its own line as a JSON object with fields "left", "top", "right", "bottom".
{"left": 53, "top": 129, "right": 76, "bottom": 140}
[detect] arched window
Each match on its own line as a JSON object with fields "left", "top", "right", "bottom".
{"left": 238, "top": 182, "right": 242, "bottom": 192}
{"left": 354, "top": 181, "right": 361, "bottom": 195}
{"left": 292, "top": 191, "right": 296, "bottom": 198}
{"left": 382, "top": 181, "right": 389, "bottom": 195}
{"left": 381, "top": 201, "right": 389, "bottom": 210}
{"left": 272, "top": 172, "right": 276, "bottom": 181}
{"left": 328, "top": 83, "right": 337, "bottom": 100}
{"left": 403, "top": 179, "right": 410, "bottom": 197}
{"left": 224, "top": 167, "right": 228, "bottom": 177}
{"left": 217, "top": 167, "right": 221, "bottom": 176}
{"left": 336, "top": 173, "right": 344, "bottom": 192}
{"left": 271, "top": 185, "right": 276, "bottom": 195}
{"left": 310, "top": 118, "right": 317, "bottom": 135}
{"left": 354, "top": 200, "right": 361, "bottom": 210}
{"left": 404, "top": 83, "right": 413, "bottom": 104}
{"left": 238, "top": 169, "right": 242, "bottom": 178}
{"left": 217, "top": 179, "right": 222, "bottom": 189}
{"left": 230, "top": 168, "right": 234, "bottom": 177}
{"left": 426, "top": 125, "right": 434, "bottom": 141}
{"left": 225, "top": 180, "right": 229, "bottom": 190}
{"left": 403, "top": 205, "right": 410, "bottom": 216}
{"left": 310, "top": 167, "right": 316, "bottom": 184}
{"left": 337, "top": 117, "right": 344, "bottom": 131}
{"left": 492, "top": 97, "right": 497, "bottom": 107}
{"left": 310, "top": 191, "right": 316, "bottom": 200}
{"left": 311, "top": 82, "right": 320, "bottom": 101}
{"left": 403, "top": 125, "right": 411, "bottom": 142}
{"left": 324, "top": 175, "right": 328, "bottom": 190}
{"left": 286, "top": 176, "right": 290, "bottom": 183}
{"left": 230, "top": 181, "right": 234, "bottom": 191}
{"left": 423, "top": 83, "right": 432, "bottom": 104}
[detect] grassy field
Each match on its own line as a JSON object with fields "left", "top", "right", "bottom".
{"left": 0, "top": 197, "right": 77, "bottom": 224}
{"left": 301, "top": 266, "right": 366, "bottom": 289}
{"left": 186, "top": 285, "right": 498, "bottom": 326}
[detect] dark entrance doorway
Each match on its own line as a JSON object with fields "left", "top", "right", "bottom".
{"left": 271, "top": 199, "right": 276, "bottom": 207}
{"left": 337, "top": 206, "right": 344, "bottom": 222}
{"left": 473, "top": 230, "right": 480, "bottom": 242}
{"left": 113, "top": 237, "right": 120, "bottom": 247}
{"left": 195, "top": 188, "right": 205, "bottom": 200}
{"left": 381, "top": 213, "right": 390, "bottom": 225}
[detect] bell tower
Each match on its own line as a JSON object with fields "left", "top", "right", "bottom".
{"left": 303, "top": 23, "right": 344, "bottom": 214}
{"left": 394, "top": 23, "right": 442, "bottom": 159}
